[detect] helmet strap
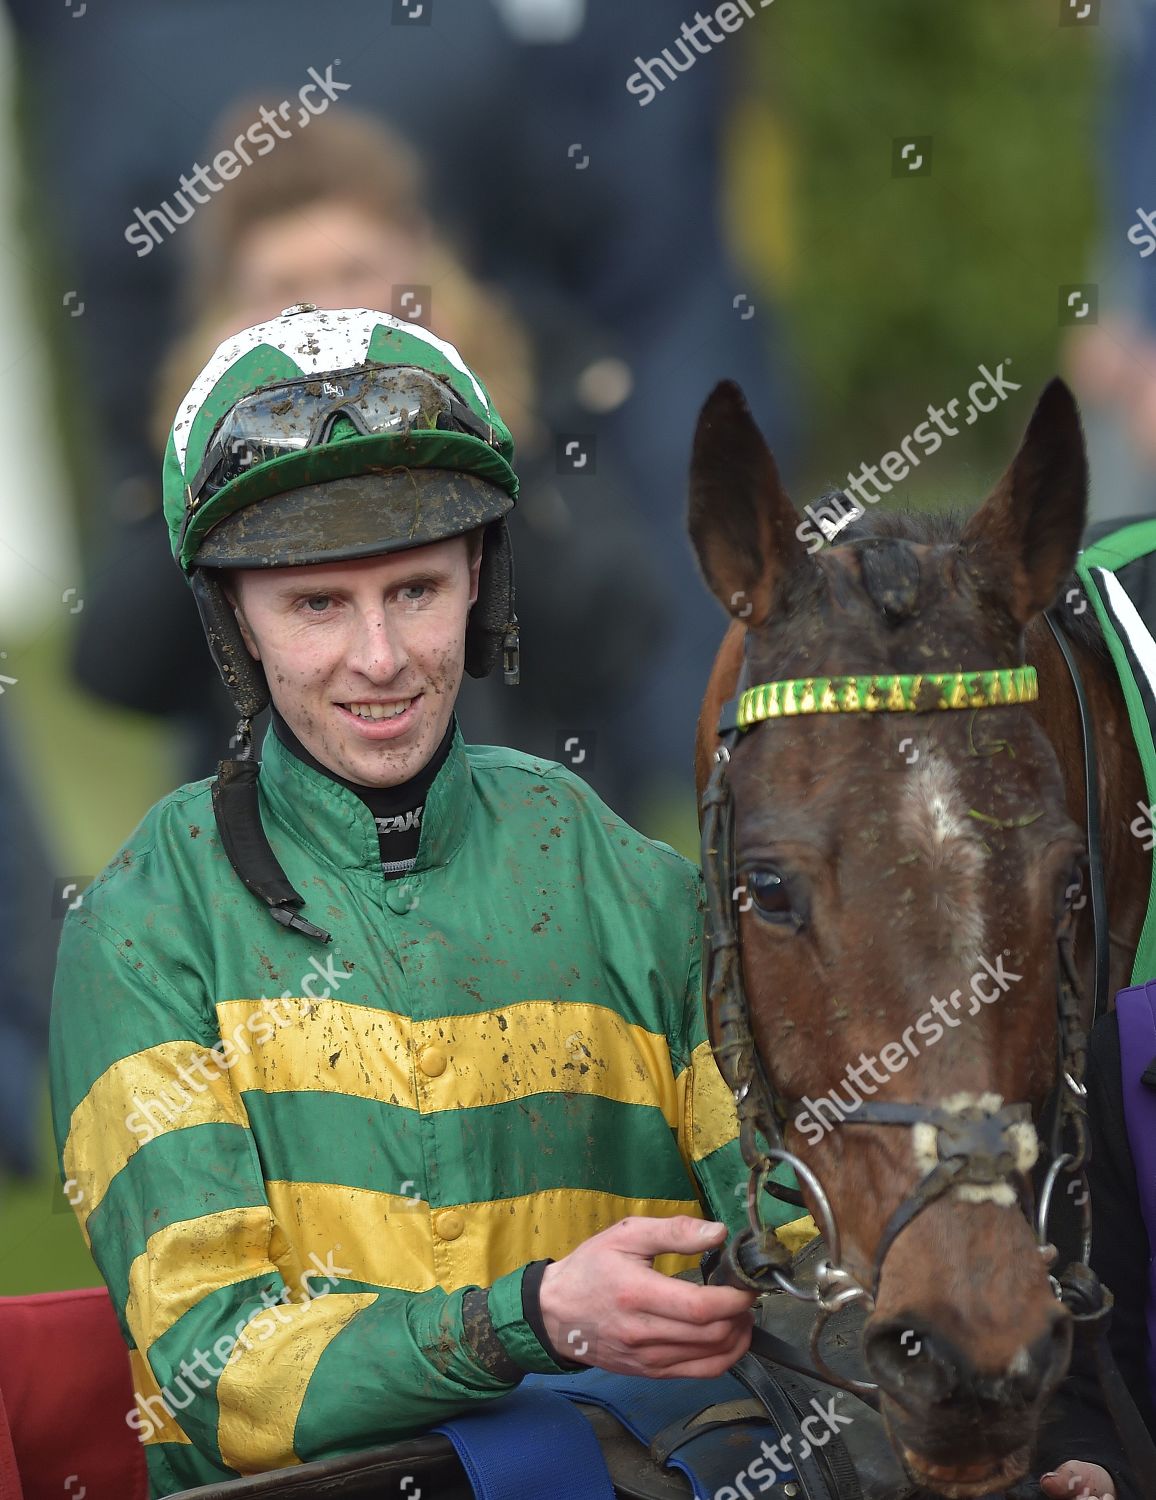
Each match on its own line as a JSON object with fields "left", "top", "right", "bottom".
{"left": 209, "top": 748, "right": 332, "bottom": 944}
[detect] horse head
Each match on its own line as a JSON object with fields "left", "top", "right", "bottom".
{"left": 689, "top": 378, "right": 1091, "bottom": 1497}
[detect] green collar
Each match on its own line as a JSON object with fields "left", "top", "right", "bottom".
{"left": 257, "top": 717, "right": 473, "bottom": 875}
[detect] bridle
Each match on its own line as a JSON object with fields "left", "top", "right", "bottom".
{"left": 699, "top": 646, "right": 1094, "bottom": 1402}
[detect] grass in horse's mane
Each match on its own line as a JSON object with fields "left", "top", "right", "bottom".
{"left": 813, "top": 491, "right": 1106, "bottom": 659}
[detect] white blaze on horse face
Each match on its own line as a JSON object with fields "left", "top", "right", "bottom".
{"left": 898, "top": 754, "right": 988, "bottom": 969}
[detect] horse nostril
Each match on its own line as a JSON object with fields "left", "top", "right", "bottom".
{"left": 980, "top": 1308, "right": 1072, "bottom": 1407}
{"left": 865, "top": 1308, "right": 1073, "bottom": 1415}
{"left": 863, "top": 1319, "right": 960, "bottom": 1410}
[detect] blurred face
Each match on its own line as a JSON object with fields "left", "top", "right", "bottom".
{"left": 225, "top": 537, "right": 481, "bottom": 787}
{"left": 227, "top": 197, "right": 428, "bottom": 329}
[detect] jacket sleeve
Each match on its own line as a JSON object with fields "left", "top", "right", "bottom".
{"left": 49, "top": 905, "right": 567, "bottom": 1479}
{"left": 671, "top": 869, "right": 813, "bottom": 1248}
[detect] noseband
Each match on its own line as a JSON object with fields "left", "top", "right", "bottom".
{"left": 700, "top": 656, "right": 1093, "bottom": 1399}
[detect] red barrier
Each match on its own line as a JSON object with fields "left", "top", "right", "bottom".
{"left": 0, "top": 1289, "right": 147, "bottom": 1500}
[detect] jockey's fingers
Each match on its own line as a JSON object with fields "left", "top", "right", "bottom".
{"left": 618, "top": 1306, "right": 755, "bottom": 1351}
{"left": 606, "top": 1215, "right": 729, "bottom": 1260}
{"left": 619, "top": 1267, "right": 759, "bottom": 1323}
{"left": 641, "top": 1335, "right": 755, "bottom": 1381}
{"left": 1040, "top": 1461, "right": 1116, "bottom": 1499}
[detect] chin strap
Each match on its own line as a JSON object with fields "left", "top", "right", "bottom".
{"left": 210, "top": 718, "right": 332, "bottom": 944}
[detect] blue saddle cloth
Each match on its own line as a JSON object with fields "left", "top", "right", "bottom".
{"left": 434, "top": 1366, "right": 797, "bottom": 1500}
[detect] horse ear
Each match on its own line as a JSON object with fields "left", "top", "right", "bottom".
{"left": 688, "top": 380, "right": 817, "bottom": 626}
{"left": 960, "top": 379, "right": 1088, "bottom": 628}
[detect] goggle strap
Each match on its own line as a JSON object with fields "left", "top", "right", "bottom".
{"left": 440, "top": 394, "right": 494, "bottom": 447}
{"left": 186, "top": 379, "right": 497, "bottom": 513}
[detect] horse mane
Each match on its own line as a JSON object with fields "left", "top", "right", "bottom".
{"left": 816, "top": 490, "right": 1107, "bottom": 659}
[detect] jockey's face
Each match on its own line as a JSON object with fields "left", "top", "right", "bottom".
{"left": 224, "top": 535, "right": 481, "bottom": 788}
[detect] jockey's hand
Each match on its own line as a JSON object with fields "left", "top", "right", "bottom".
{"left": 1040, "top": 1461, "right": 1116, "bottom": 1498}
{"left": 537, "top": 1217, "right": 757, "bottom": 1378}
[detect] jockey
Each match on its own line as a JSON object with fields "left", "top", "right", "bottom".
{"left": 47, "top": 306, "right": 806, "bottom": 1497}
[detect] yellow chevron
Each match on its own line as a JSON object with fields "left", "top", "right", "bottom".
{"left": 63, "top": 1040, "right": 250, "bottom": 1224}
{"left": 126, "top": 1206, "right": 277, "bottom": 1349}
{"left": 677, "top": 1039, "right": 740, "bottom": 1162}
{"left": 216, "top": 1293, "right": 377, "bottom": 1473}
{"left": 129, "top": 1349, "right": 193, "bottom": 1447}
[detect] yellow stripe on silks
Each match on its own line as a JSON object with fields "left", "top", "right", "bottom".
{"left": 430, "top": 1188, "right": 708, "bottom": 1288}
{"left": 216, "top": 1293, "right": 377, "bottom": 1474}
{"left": 126, "top": 1206, "right": 277, "bottom": 1350}
{"left": 774, "top": 1214, "right": 819, "bottom": 1256}
{"left": 215, "top": 997, "right": 681, "bottom": 1120}
{"left": 264, "top": 1179, "right": 438, "bottom": 1297}
{"left": 128, "top": 1349, "right": 193, "bottom": 1447}
{"left": 676, "top": 1039, "right": 740, "bottom": 1162}
{"left": 215, "top": 998, "right": 417, "bottom": 1111}
{"left": 271, "top": 1181, "right": 707, "bottom": 1294}
{"left": 417, "top": 1001, "right": 679, "bottom": 1118}
{"left": 63, "top": 1041, "right": 249, "bottom": 1225}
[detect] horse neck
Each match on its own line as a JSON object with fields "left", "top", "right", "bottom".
{"left": 1028, "top": 612, "right": 1150, "bottom": 1011}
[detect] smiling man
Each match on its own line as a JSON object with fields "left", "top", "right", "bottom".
{"left": 217, "top": 535, "right": 486, "bottom": 880}
{"left": 225, "top": 538, "right": 483, "bottom": 783}
{"left": 48, "top": 306, "right": 804, "bottom": 1497}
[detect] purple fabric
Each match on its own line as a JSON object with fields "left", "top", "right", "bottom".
{"left": 1116, "top": 981, "right": 1156, "bottom": 1411}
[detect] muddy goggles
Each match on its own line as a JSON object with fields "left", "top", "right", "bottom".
{"left": 184, "top": 365, "right": 501, "bottom": 509}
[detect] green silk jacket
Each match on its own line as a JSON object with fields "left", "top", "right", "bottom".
{"left": 49, "top": 725, "right": 797, "bottom": 1495}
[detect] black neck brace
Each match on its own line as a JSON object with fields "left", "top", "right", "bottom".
{"left": 269, "top": 705, "right": 455, "bottom": 868}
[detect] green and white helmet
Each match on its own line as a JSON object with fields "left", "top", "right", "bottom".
{"left": 163, "top": 304, "right": 520, "bottom": 725}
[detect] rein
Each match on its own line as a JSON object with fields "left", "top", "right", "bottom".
{"left": 701, "top": 651, "right": 1094, "bottom": 1404}
{"left": 1043, "top": 611, "right": 1110, "bottom": 1028}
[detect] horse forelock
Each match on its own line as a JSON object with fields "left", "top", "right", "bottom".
{"left": 819, "top": 499, "right": 1107, "bottom": 659}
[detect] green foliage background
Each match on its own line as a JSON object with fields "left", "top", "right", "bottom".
{"left": 737, "top": 0, "right": 1100, "bottom": 505}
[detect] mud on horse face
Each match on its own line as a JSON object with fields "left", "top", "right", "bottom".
{"left": 690, "top": 379, "right": 1092, "bottom": 1498}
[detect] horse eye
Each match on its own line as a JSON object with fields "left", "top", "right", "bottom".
{"left": 741, "top": 868, "right": 798, "bottom": 925}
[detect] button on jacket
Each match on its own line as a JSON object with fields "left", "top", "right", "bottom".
{"left": 49, "top": 725, "right": 779, "bottom": 1496}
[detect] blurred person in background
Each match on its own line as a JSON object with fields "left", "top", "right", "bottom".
{"left": 1064, "top": 0, "right": 1156, "bottom": 523}
{"left": 0, "top": 722, "right": 57, "bottom": 1182}
{"left": 73, "top": 106, "right": 669, "bottom": 819}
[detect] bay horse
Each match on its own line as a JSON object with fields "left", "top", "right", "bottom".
{"left": 689, "top": 377, "right": 1149, "bottom": 1497}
